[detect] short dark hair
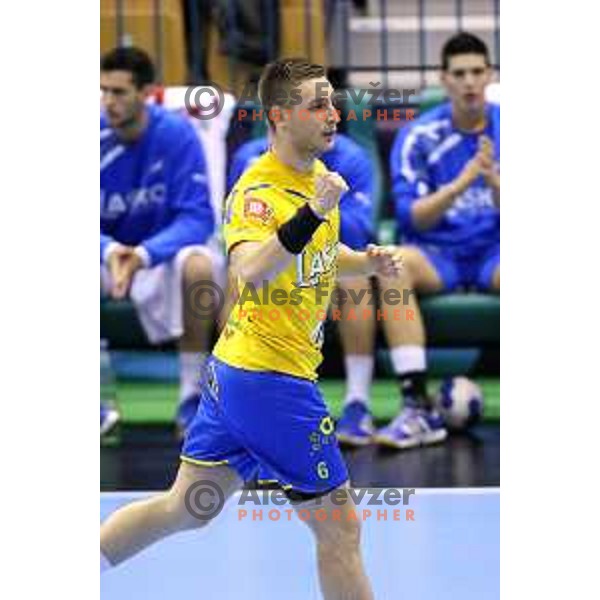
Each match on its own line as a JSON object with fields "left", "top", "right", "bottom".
{"left": 441, "top": 32, "right": 490, "bottom": 70}
{"left": 258, "top": 58, "right": 326, "bottom": 128}
{"left": 100, "top": 46, "right": 155, "bottom": 89}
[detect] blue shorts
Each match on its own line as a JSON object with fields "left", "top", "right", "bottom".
{"left": 416, "top": 243, "right": 500, "bottom": 292}
{"left": 181, "top": 357, "right": 349, "bottom": 495}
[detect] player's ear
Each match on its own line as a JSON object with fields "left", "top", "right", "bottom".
{"left": 139, "top": 83, "right": 157, "bottom": 102}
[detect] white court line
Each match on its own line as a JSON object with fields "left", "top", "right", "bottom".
{"left": 101, "top": 487, "right": 499, "bottom": 501}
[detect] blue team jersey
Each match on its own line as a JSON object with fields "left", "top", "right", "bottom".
{"left": 228, "top": 134, "right": 375, "bottom": 250}
{"left": 100, "top": 104, "right": 215, "bottom": 266}
{"left": 390, "top": 102, "right": 500, "bottom": 257}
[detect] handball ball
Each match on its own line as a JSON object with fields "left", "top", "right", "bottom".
{"left": 435, "top": 377, "right": 483, "bottom": 431}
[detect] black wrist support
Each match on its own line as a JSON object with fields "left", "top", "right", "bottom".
{"left": 276, "top": 204, "right": 324, "bottom": 254}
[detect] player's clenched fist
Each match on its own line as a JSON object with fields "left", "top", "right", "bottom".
{"left": 366, "top": 244, "right": 404, "bottom": 278}
{"left": 310, "top": 172, "right": 349, "bottom": 218}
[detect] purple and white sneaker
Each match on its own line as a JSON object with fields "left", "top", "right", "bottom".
{"left": 374, "top": 406, "right": 447, "bottom": 450}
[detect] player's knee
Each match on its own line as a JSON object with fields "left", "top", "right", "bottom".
{"left": 378, "top": 246, "right": 418, "bottom": 288}
{"left": 163, "top": 490, "right": 211, "bottom": 532}
{"left": 318, "top": 524, "right": 362, "bottom": 566}
{"left": 399, "top": 246, "right": 429, "bottom": 281}
{"left": 314, "top": 510, "right": 362, "bottom": 552}
{"left": 397, "top": 245, "right": 447, "bottom": 293}
{"left": 339, "top": 514, "right": 362, "bottom": 549}
{"left": 183, "top": 253, "right": 213, "bottom": 286}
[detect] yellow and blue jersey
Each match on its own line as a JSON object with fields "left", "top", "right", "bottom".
{"left": 213, "top": 150, "right": 340, "bottom": 381}
{"left": 228, "top": 134, "right": 375, "bottom": 250}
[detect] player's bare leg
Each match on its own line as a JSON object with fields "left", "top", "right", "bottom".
{"left": 101, "top": 462, "right": 242, "bottom": 568}
{"left": 375, "top": 246, "right": 447, "bottom": 448}
{"left": 336, "top": 276, "right": 376, "bottom": 445}
{"left": 297, "top": 486, "right": 374, "bottom": 600}
{"left": 177, "top": 252, "right": 215, "bottom": 429}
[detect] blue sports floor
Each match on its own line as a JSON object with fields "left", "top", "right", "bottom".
{"left": 101, "top": 488, "right": 499, "bottom": 599}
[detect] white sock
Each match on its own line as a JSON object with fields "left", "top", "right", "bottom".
{"left": 390, "top": 345, "right": 426, "bottom": 376}
{"left": 100, "top": 551, "right": 112, "bottom": 573}
{"left": 179, "top": 352, "right": 206, "bottom": 404}
{"left": 343, "top": 355, "right": 374, "bottom": 406}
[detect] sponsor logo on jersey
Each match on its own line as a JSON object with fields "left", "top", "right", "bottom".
{"left": 447, "top": 187, "right": 495, "bottom": 218}
{"left": 243, "top": 196, "right": 274, "bottom": 224}
{"left": 101, "top": 184, "right": 167, "bottom": 218}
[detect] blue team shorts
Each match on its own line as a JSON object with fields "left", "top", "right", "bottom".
{"left": 415, "top": 243, "right": 500, "bottom": 292}
{"left": 181, "top": 356, "right": 349, "bottom": 495}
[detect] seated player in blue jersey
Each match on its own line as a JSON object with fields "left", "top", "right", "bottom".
{"left": 228, "top": 134, "right": 378, "bottom": 445}
{"left": 100, "top": 47, "right": 223, "bottom": 434}
{"left": 373, "top": 32, "right": 500, "bottom": 449}
{"left": 101, "top": 57, "right": 403, "bottom": 599}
